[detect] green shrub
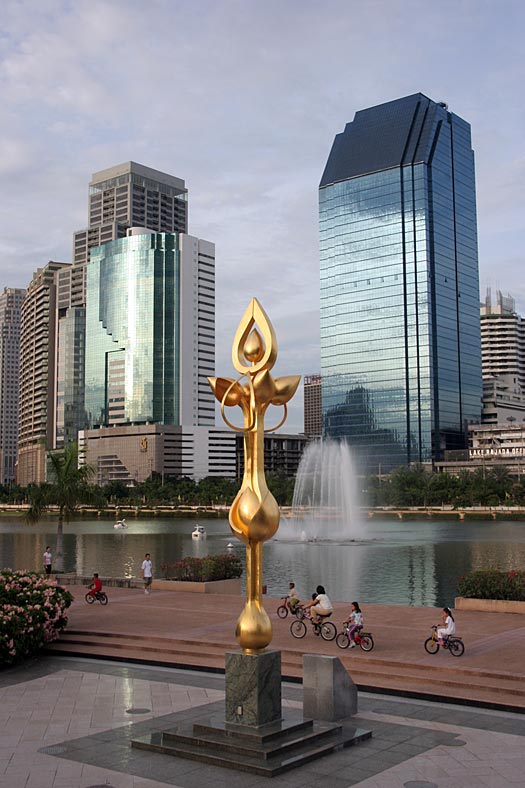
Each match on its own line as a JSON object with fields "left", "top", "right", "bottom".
{"left": 0, "top": 569, "right": 73, "bottom": 665}
{"left": 457, "top": 569, "right": 525, "bottom": 601}
{"left": 161, "top": 553, "right": 243, "bottom": 582}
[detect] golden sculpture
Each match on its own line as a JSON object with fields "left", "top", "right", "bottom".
{"left": 209, "top": 299, "right": 300, "bottom": 653}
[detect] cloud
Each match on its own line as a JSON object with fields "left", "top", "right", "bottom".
{"left": 1, "top": 0, "right": 524, "bottom": 431}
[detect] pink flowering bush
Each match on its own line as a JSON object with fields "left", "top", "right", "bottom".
{"left": 0, "top": 569, "right": 73, "bottom": 665}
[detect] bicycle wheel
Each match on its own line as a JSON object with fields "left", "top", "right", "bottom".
{"left": 424, "top": 637, "right": 439, "bottom": 654}
{"left": 359, "top": 635, "right": 374, "bottom": 652}
{"left": 449, "top": 639, "right": 464, "bottom": 657}
{"left": 99, "top": 593, "right": 108, "bottom": 606}
{"left": 320, "top": 621, "right": 337, "bottom": 641}
{"left": 295, "top": 605, "right": 305, "bottom": 620}
{"left": 277, "top": 605, "right": 288, "bottom": 619}
{"left": 85, "top": 593, "right": 95, "bottom": 604}
{"left": 290, "top": 620, "right": 307, "bottom": 639}
{"left": 336, "top": 632, "right": 350, "bottom": 649}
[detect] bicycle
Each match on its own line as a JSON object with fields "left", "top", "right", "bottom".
{"left": 290, "top": 611, "right": 337, "bottom": 641}
{"left": 336, "top": 623, "right": 374, "bottom": 651}
{"left": 85, "top": 589, "right": 108, "bottom": 605}
{"left": 424, "top": 625, "right": 464, "bottom": 657}
{"left": 277, "top": 595, "right": 305, "bottom": 620}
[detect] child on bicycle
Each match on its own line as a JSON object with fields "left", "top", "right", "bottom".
{"left": 343, "top": 601, "right": 363, "bottom": 648}
{"left": 288, "top": 582, "right": 300, "bottom": 612}
{"left": 436, "top": 607, "right": 455, "bottom": 644}
{"left": 87, "top": 573, "right": 103, "bottom": 598}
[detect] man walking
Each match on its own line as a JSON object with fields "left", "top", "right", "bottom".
{"left": 43, "top": 546, "right": 52, "bottom": 575}
{"left": 141, "top": 553, "right": 152, "bottom": 594}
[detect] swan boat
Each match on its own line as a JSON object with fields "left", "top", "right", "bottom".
{"left": 191, "top": 524, "right": 206, "bottom": 540}
{"left": 114, "top": 518, "right": 128, "bottom": 529}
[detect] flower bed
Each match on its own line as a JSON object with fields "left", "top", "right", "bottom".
{"left": 0, "top": 569, "right": 73, "bottom": 665}
{"left": 160, "top": 553, "right": 242, "bottom": 582}
{"left": 457, "top": 569, "right": 525, "bottom": 601}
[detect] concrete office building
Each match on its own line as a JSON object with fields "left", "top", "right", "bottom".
{"left": 0, "top": 287, "right": 25, "bottom": 483}
{"left": 480, "top": 289, "right": 525, "bottom": 424}
{"left": 319, "top": 93, "right": 482, "bottom": 474}
{"left": 18, "top": 262, "right": 71, "bottom": 485}
{"left": 72, "top": 162, "right": 188, "bottom": 306}
{"left": 79, "top": 425, "right": 236, "bottom": 485}
{"left": 56, "top": 162, "right": 190, "bottom": 452}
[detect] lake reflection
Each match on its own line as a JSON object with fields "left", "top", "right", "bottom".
{"left": 1, "top": 516, "right": 525, "bottom": 607}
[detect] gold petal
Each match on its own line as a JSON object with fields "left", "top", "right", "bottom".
{"left": 252, "top": 369, "right": 276, "bottom": 403}
{"left": 271, "top": 375, "right": 301, "bottom": 405}
{"left": 232, "top": 298, "right": 277, "bottom": 374}
{"left": 208, "top": 377, "right": 245, "bottom": 406}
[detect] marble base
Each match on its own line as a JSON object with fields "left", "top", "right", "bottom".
{"left": 225, "top": 649, "right": 281, "bottom": 727}
{"left": 303, "top": 654, "right": 358, "bottom": 721}
{"left": 132, "top": 708, "right": 372, "bottom": 777}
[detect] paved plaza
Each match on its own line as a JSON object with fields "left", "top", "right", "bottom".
{"left": 2, "top": 655, "right": 525, "bottom": 788}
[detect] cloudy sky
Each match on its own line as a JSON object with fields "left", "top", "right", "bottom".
{"left": 1, "top": 0, "right": 523, "bottom": 431}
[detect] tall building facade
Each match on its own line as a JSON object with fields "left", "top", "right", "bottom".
{"left": 304, "top": 374, "right": 322, "bottom": 438}
{"left": 0, "top": 287, "right": 25, "bottom": 484}
{"left": 319, "top": 94, "right": 482, "bottom": 474}
{"left": 480, "top": 289, "right": 525, "bottom": 424}
{"left": 72, "top": 162, "right": 188, "bottom": 306}
{"left": 58, "top": 162, "right": 190, "bottom": 450}
{"left": 18, "top": 262, "right": 71, "bottom": 485}
{"left": 84, "top": 229, "right": 215, "bottom": 430}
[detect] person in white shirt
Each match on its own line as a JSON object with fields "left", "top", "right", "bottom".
{"left": 43, "top": 547, "right": 52, "bottom": 575}
{"left": 304, "top": 585, "right": 333, "bottom": 623}
{"left": 436, "top": 607, "right": 456, "bottom": 644}
{"left": 141, "top": 553, "right": 153, "bottom": 594}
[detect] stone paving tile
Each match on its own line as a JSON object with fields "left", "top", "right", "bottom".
{"left": 3, "top": 657, "right": 525, "bottom": 787}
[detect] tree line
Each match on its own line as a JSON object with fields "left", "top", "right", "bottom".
{"left": 366, "top": 464, "right": 525, "bottom": 508}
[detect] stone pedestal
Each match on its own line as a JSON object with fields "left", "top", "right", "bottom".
{"left": 132, "top": 650, "right": 372, "bottom": 775}
{"left": 225, "top": 649, "right": 281, "bottom": 726}
{"left": 303, "top": 654, "right": 358, "bottom": 720}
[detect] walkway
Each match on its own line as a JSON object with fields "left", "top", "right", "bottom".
{"left": 45, "top": 588, "right": 525, "bottom": 710}
{"left": 2, "top": 655, "right": 525, "bottom": 787}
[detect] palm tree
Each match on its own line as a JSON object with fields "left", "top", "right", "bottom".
{"left": 26, "top": 442, "right": 95, "bottom": 571}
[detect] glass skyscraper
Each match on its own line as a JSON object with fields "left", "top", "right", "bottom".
{"left": 319, "top": 93, "right": 481, "bottom": 474}
{"left": 85, "top": 229, "right": 215, "bottom": 429}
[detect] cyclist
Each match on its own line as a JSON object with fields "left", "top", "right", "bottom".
{"left": 304, "top": 585, "right": 333, "bottom": 624}
{"left": 288, "top": 582, "right": 300, "bottom": 612}
{"left": 343, "top": 601, "right": 363, "bottom": 648}
{"left": 436, "top": 607, "right": 456, "bottom": 645}
{"left": 87, "top": 573, "right": 103, "bottom": 599}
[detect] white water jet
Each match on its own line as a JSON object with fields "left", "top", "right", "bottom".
{"left": 280, "top": 439, "right": 364, "bottom": 541}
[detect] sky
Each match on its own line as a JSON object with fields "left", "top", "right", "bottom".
{"left": 1, "top": 0, "right": 524, "bottom": 432}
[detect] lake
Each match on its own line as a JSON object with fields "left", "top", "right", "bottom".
{"left": 1, "top": 516, "right": 525, "bottom": 607}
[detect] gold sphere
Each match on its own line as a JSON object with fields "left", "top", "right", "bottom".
{"left": 243, "top": 328, "right": 265, "bottom": 363}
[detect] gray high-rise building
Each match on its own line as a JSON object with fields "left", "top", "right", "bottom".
{"left": 480, "top": 289, "right": 525, "bottom": 424}
{"left": 60, "top": 162, "right": 189, "bottom": 449}
{"left": 319, "top": 94, "right": 482, "bottom": 474}
{"left": 18, "top": 262, "right": 71, "bottom": 485}
{"left": 0, "top": 287, "right": 25, "bottom": 483}
{"left": 72, "top": 162, "right": 188, "bottom": 306}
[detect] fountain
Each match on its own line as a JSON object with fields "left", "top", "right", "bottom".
{"left": 284, "top": 439, "right": 364, "bottom": 541}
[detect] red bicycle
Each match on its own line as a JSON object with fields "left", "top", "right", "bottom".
{"left": 336, "top": 623, "right": 374, "bottom": 651}
{"left": 277, "top": 595, "right": 305, "bottom": 620}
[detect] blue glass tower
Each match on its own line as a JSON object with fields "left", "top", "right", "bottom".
{"left": 319, "top": 94, "right": 481, "bottom": 473}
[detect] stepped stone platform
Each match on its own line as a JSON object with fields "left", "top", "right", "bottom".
{"left": 132, "top": 708, "right": 371, "bottom": 776}
{"left": 45, "top": 586, "right": 525, "bottom": 711}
